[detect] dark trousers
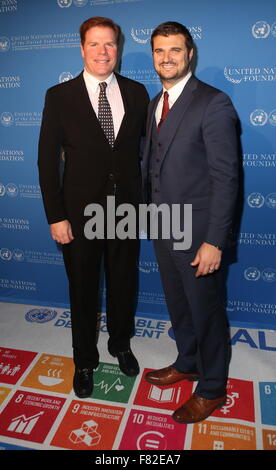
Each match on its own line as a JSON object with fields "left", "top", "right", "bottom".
{"left": 63, "top": 236, "right": 139, "bottom": 369}
{"left": 154, "top": 239, "right": 231, "bottom": 399}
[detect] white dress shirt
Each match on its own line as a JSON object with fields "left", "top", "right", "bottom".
{"left": 155, "top": 71, "right": 192, "bottom": 125}
{"left": 83, "top": 69, "right": 125, "bottom": 138}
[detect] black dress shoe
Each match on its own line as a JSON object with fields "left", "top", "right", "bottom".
{"left": 73, "top": 368, "right": 94, "bottom": 398}
{"left": 113, "top": 349, "right": 140, "bottom": 377}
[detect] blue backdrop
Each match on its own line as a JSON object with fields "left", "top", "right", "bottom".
{"left": 0, "top": 0, "right": 275, "bottom": 329}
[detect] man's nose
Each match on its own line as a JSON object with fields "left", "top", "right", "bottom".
{"left": 98, "top": 45, "right": 108, "bottom": 55}
{"left": 163, "top": 50, "right": 173, "bottom": 62}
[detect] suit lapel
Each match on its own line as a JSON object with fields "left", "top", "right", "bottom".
{"left": 114, "top": 73, "right": 132, "bottom": 146}
{"left": 158, "top": 76, "right": 198, "bottom": 159}
{"left": 70, "top": 73, "right": 100, "bottom": 126}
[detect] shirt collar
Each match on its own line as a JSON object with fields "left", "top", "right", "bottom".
{"left": 163, "top": 71, "right": 192, "bottom": 100}
{"left": 83, "top": 69, "right": 115, "bottom": 93}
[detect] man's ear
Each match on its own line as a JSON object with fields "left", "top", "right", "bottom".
{"left": 189, "top": 48, "right": 194, "bottom": 63}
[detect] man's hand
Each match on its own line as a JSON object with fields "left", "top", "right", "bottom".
{"left": 50, "top": 220, "right": 74, "bottom": 245}
{"left": 191, "top": 242, "right": 222, "bottom": 277}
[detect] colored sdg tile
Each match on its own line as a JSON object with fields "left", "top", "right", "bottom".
{"left": 191, "top": 421, "right": 256, "bottom": 450}
{"left": 21, "top": 353, "right": 75, "bottom": 394}
{"left": 0, "top": 347, "right": 37, "bottom": 385}
{"left": 119, "top": 409, "right": 187, "bottom": 450}
{"left": 0, "top": 390, "right": 66, "bottom": 444}
{"left": 92, "top": 362, "right": 137, "bottom": 403}
{"left": 51, "top": 400, "right": 125, "bottom": 450}
{"left": 262, "top": 429, "right": 276, "bottom": 450}
{"left": 133, "top": 368, "right": 193, "bottom": 411}
{"left": 0, "top": 386, "right": 11, "bottom": 405}
{"left": 259, "top": 382, "right": 276, "bottom": 426}
{"left": 212, "top": 378, "right": 255, "bottom": 422}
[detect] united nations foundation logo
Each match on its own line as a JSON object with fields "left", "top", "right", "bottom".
{"left": 244, "top": 267, "right": 261, "bottom": 281}
{"left": 57, "top": 0, "right": 72, "bottom": 6}
{"left": 1, "top": 112, "right": 14, "bottom": 127}
{"left": 0, "top": 248, "right": 12, "bottom": 261}
{"left": 265, "top": 193, "right": 276, "bottom": 209}
{"left": 268, "top": 109, "right": 276, "bottom": 126}
{"left": 5, "top": 183, "right": 18, "bottom": 197}
{"left": 223, "top": 67, "right": 242, "bottom": 84}
{"left": 261, "top": 268, "right": 276, "bottom": 283}
{"left": 131, "top": 27, "right": 153, "bottom": 44}
{"left": 252, "top": 21, "right": 271, "bottom": 39}
{"left": 25, "top": 308, "right": 57, "bottom": 323}
{"left": 247, "top": 192, "right": 265, "bottom": 208}
{"left": 0, "top": 36, "right": 10, "bottom": 52}
{"left": 250, "top": 109, "right": 268, "bottom": 126}
{"left": 59, "top": 72, "right": 74, "bottom": 83}
{"left": 224, "top": 66, "right": 276, "bottom": 85}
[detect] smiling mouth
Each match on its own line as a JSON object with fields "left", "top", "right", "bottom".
{"left": 160, "top": 63, "right": 176, "bottom": 69}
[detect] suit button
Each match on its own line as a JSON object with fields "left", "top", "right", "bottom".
{"left": 155, "top": 174, "right": 158, "bottom": 178}
{"left": 156, "top": 158, "right": 160, "bottom": 162}
{"left": 108, "top": 173, "right": 115, "bottom": 181}
{"left": 154, "top": 188, "right": 160, "bottom": 193}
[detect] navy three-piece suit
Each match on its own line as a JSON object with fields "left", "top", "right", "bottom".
{"left": 142, "top": 75, "right": 239, "bottom": 398}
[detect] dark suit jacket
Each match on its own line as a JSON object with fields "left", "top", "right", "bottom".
{"left": 142, "top": 75, "right": 239, "bottom": 251}
{"left": 38, "top": 72, "right": 149, "bottom": 233}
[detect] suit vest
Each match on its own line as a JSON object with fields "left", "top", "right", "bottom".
{"left": 149, "top": 116, "right": 169, "bottom": 205}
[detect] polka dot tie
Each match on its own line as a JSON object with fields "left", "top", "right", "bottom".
{"left": 98, "top": 82, "right": 115, "bottom": 148}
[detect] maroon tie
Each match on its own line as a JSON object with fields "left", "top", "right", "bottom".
{"left": 158, "top": 91, "right": 169, "bottom": 130}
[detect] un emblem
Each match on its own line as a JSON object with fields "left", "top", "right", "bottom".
{"left": 0, "top": 248, "right": 12, "bottom": 261}
{"left": 247, "top": 192, "right": 265, "bottom": 208}
{"left": 244, "top": 267, "right": 261, "bottom": 281}
{"left": 59, "top": 72, "right": 74, "bottom": 83}
{"left": 250, "top": 109, "right": 268, "bottom": 126}
{"left": 25, "top": 308, "right": 57, "bottom": 323}
{"left": 252, "top": 21, "right": 270, "bottom": 39}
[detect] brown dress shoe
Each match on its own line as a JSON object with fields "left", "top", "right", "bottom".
{"left": 145, "top": 366, "right": 199, "bottom": 386}
{"left": 172, "top": 393, "right": 227, "bottom": 424}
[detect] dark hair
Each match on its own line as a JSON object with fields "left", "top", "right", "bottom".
{"left": 79, "top": 16, "right": 121, "bottom": 45}
{"left": 151, "top": 21, "right": 194, "bottom": 52}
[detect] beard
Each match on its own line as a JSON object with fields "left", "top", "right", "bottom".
{"left": 157, "top": 62, "right": 190, "bottom": 84}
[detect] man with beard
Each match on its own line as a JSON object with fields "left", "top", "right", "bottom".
{"left": 142, "top": 22, "right": 239, "bottom": 423}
